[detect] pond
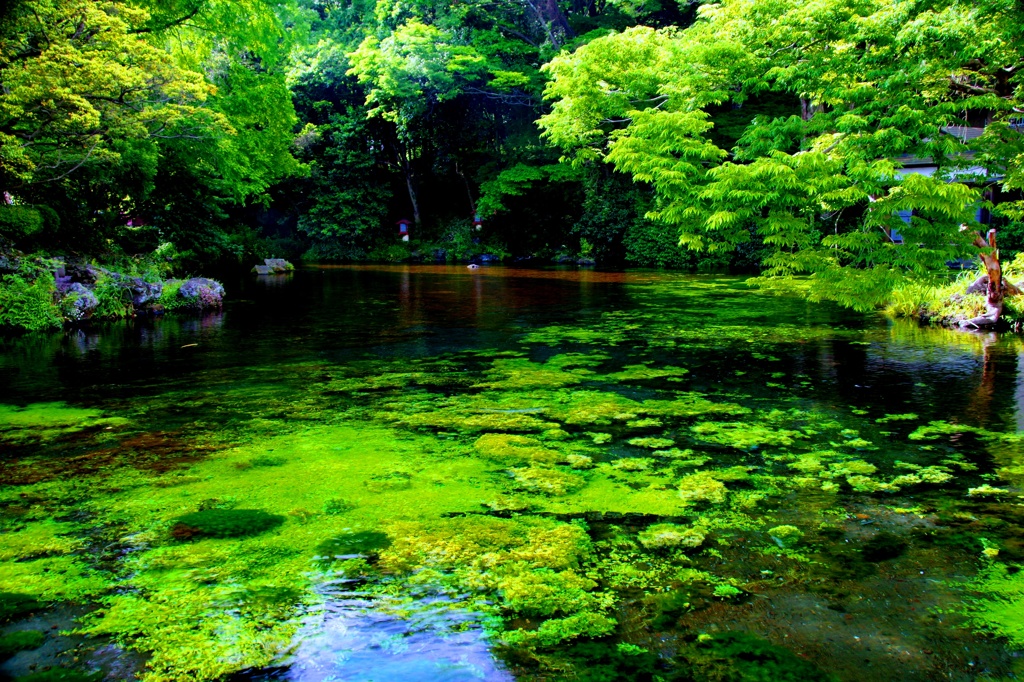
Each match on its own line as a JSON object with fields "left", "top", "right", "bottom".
{"left": 1, "top": 265, "right": 1023, "bottom": 682}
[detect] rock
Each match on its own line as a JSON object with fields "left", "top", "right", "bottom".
{"left": 252, "top": 265, "right": 274, "bottom": 275}
{"left": 467, "top": 263, "right": 480, "bottom": 270}
{"left": 966, "top": 275, "right": 989, "bottom": 295}
{"left": 264, "top": 258, "right": 293, "bottom": 272}
{"left": 179, "top": 277, "right": 224, "bottom": 309}
{"left": 128, "top": 277, "right": 162, "bottom": 307}
{"left": 58, "top": 282, "right": 99, "bottom": 320}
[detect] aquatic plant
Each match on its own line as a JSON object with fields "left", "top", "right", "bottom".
{"left": 512, "top": 467, "right": 586, "bottom": 495}
{"left": 767, "top": 525, "right": 803, "bottom": 549}
{"left": 316, "top": 531, "right": 391, "bottom": 558}
{"left": 170, "top": 510, "right": 285, "bottom": 539}
{"left": 627, "top": 437, "right": 675, "bottom": 449}
{"left": 690, "top": 421, "right": 803, "bottom": 449}
{"left": 0, "top": 629, "right": 45, "bottom": 659}
{"left": 679, "top": 632, "right": 833, "bottom": 681}
{"left": 638, "top": 523, "right": 705, "bottom": 550}
{"left": 474, "top": 433, "right": 563, "bottom": 465}
{"left": 678, "top": 471, "right": 728, "bottom": 505}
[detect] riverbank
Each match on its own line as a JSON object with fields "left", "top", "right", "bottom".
{"left": 885, "top": 254, "right": 1024, "bottom": 332}
{"left": 0, "top": 251, "right": 224, "bottom": 333}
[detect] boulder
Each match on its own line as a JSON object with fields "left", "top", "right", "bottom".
{"left": 179, "top": 277, "right": 224, "bottom": 309}
{"left": 264, "top": 258, "right": 292, "bottom": 272}
{"left": 59, "top": 282, "right": 99, "bottom": 320}
{"left": 252, "top": 265, "right": 274, "bottom": 275}
{"left": 128, "top": 277, "right": 162, "bottom": 307}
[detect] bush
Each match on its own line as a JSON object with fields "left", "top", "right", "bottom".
{"left": 170, "top": 509, "right": 284, "bottom": 539}
{"left": 0, "top": 270, "right": 61, "bottom": 331}
{"left": 0, "top": 205, "right": 43, "bottom": 240}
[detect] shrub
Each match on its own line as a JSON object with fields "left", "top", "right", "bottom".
{"left": 170, "top": 509, "right": 284, "bottom": 539}
{"left": 0, "top": 205, "right": 43, "bottom": 240}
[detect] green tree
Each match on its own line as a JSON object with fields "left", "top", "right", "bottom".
{"left": 541, "top": 0, "right": 1024, "bottom": 316}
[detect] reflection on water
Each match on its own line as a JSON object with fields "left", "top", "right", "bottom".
{"left": 259, "top": 581, "right": 511, "bottom": 682}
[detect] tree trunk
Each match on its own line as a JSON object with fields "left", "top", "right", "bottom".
{"left": 455, "top": 162, "right": 476, "bottom": 216}
{"left": 400, "top": 149, "right": 421, "bottom": 230}
{"left": 962, "top": 229, "right": 1011, "bottom": 328}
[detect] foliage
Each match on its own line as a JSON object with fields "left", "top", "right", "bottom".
{"left": 539, "top": 0, "right": 1024, "bottom": 303}
{"left": 0, "top": 268, "right": 61, "bottom": 331}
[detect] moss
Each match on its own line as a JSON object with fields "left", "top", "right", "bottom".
{"left": 690, "top": 422, "right": 803, "bottom": 449}
{"left": 767, "top": 525, "right": 803, "bottom": 548}
{"left": 638, "top": 523, "right": 705, "bottom": 550}
{"left": 474, "top": 433, "right": 563, "bottom": 465}
{"left": 171, "top": 509, "right": 285, "bottom": 539}
{"left": 512, "top": 467, "right": 586, "bottom": 495}
{"left": 678, "top": 471, "right": 728, "bottom": 505}
{"left": 0, "top": 629, "right": 45, "bottom": 659}
{"left": 627, "top": 437, "right": 674, "bottom": 449}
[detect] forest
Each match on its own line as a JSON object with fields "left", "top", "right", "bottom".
{"left": 3, "top": 0, "right": 1024, "bottom": 297}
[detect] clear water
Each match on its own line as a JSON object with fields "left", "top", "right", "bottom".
{"left": 1, "top": 265, "right": 1023, "bottom": 681}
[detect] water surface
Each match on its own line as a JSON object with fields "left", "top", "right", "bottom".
{"left": 2, "top": 265, "right": 1023, "bottom": 681}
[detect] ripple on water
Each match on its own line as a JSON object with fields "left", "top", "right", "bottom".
{"left": 254, "top": 581, "right": 511, "bottom": 682}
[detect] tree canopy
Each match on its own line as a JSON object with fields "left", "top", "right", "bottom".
{"left": 4, "top": 0, "right": 1024, "bottom": 308}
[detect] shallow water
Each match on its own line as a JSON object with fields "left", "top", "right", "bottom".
{"left": 1, "top": 265, "right": 1023, "bottom": 681}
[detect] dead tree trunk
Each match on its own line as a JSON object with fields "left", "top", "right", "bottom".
{"left": 961, "top": 229, "right": 1022, "bottom": 328}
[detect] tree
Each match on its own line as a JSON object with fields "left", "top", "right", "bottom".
{"left": 540, "top": 0, "right": 1024, "bottom": 318}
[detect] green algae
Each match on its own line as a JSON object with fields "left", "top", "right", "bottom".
{"left": 3, "top": 274, "right": 1024, "bottom": 681}
{"left": 0, "top": 402, "right": 127, "bottom": 443}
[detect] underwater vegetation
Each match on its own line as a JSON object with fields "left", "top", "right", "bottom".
{"left": 1, "top": 272, "right": 1023, "bottom": 681}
